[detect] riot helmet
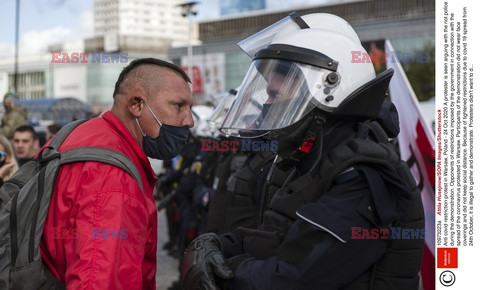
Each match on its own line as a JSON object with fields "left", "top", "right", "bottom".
{"left": 221, "top": 13, "right": 393, "bottom": 139}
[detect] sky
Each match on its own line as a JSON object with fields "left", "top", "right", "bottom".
{"left": 0, "top": 0, "right": 331, "bottom": 58}
{"left": 0, "top": 0, "right": 94, "bottom": 57}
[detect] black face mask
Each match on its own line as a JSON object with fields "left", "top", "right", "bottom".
{"left": 251, "top": 103, "right": 273, "bottom": 130}
{"left": 260, "top": 103, "right": 272, "bottom": 119}
{"left": 136, "top": 102, "right": 190, "bottom": 160}
{"left": 0, "top": 159, "right": 6, "bottom": 168}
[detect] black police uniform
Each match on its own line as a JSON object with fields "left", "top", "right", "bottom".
{"left": 218, "top": 119, "right": 424, "bottom": 290}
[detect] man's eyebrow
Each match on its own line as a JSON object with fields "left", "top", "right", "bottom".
{"left": 172, "top": 99, "right": 187, "bottom": 106}
{"left": 172, "top": 97, "right": 193, "bottom": 106}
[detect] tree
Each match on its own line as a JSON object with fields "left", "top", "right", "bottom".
{"left": 402, "top": 43, "right": 435, "bottom": 102}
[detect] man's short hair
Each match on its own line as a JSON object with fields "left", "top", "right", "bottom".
{"left": 113, "top": 58, "right": 190, "bottom": 98}
{"left": 47, "top": 123, "right": 62, "bottom": 135}
{"left": 3, "top": 92, "right": 16, "bottom": 101}
{"left": 14, "top": 125, "right": 38, "bottom": 140}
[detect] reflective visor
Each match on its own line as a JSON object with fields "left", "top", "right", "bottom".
{"left": 220, "top": 59, "right": 328, "bottom": 138}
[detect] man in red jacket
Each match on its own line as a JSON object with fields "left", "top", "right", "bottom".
{"left": 40, "top": 58, "right": 194, "bottom": 289}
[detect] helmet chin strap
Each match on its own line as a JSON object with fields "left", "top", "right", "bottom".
{"left": 272, "top": 112, "right": 326, "bottom": 171}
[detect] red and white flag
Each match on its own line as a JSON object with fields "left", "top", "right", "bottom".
{"left": 385, "top": 40, "right": 435, "bottom": 290}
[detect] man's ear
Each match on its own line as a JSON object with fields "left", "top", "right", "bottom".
{"left": 34, "top": 139, "right": 40, "bottom": 151}
{"left": 128, "top": 96, "right": 144, "bottom": 118}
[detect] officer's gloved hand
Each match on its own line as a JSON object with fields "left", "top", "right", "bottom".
{"left": 181, "top": 233, "right": 234, "bottom": 290}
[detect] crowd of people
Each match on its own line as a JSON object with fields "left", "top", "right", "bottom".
{"left": 0, "top": 95, "right": 63, "bottom": 185}
{"left": 0, "top": 12, "right": 425, "bottom": 290}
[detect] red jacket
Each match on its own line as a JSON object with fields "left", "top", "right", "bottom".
{"left": 40, "top": 111, "right": 158, "bottom": 290}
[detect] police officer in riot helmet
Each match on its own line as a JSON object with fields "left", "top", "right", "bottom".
{"left": 181, "top": 13, "right": 424, "bottom": 290}
{"left": 205, "top": 88, "right": 277, "bottom": 235}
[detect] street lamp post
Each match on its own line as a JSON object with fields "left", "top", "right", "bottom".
{"left": 14, "top": 0, "right": 21, "bottom": 97}
{"left": 188, "top": 16, "right": 192, "bottom": 81}
{"left": 178, "top": 1, "right": 198, "bottom": 86}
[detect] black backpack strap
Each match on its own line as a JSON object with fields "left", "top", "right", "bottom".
{"left": 42, "top": 120, "right": 144, "bottom": 193}
{"left": 59, "top": 147, "right": 145, "bottom": 194}
{"left": 49, "top": 119, "right": 88, "bottom": 150}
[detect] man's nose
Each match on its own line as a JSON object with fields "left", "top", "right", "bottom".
{"left": 182, "top": 111, "right": 195, "bottom": 128}
{"left": 266, "top": 86, "right": 279, "bottom": 104}
{"left": 265, "top": 92, "right": 277, "bottom": 104}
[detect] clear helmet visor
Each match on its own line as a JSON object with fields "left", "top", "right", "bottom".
{"left": 190, "top": 105, "right": 214, "bottom": 137}
{"left": 207, "top": 89, "right": 237, "bottom": 127}
{"left": 220, "top": 59, "right": 330, "bottom": 138}
{"left": 238, "top": 12, "right": 307, "bottom": 59}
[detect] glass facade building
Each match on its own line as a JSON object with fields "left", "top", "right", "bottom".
{"left": 220, "top": 0, "right": 266, "bottom": 16}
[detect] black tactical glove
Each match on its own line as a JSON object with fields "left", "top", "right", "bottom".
{"left": 181, "top": 233, "right": 234, "bottom": 290}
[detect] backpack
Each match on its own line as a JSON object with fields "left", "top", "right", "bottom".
{"left": 0, "top": 119, "right": 145, "bottom": 290}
